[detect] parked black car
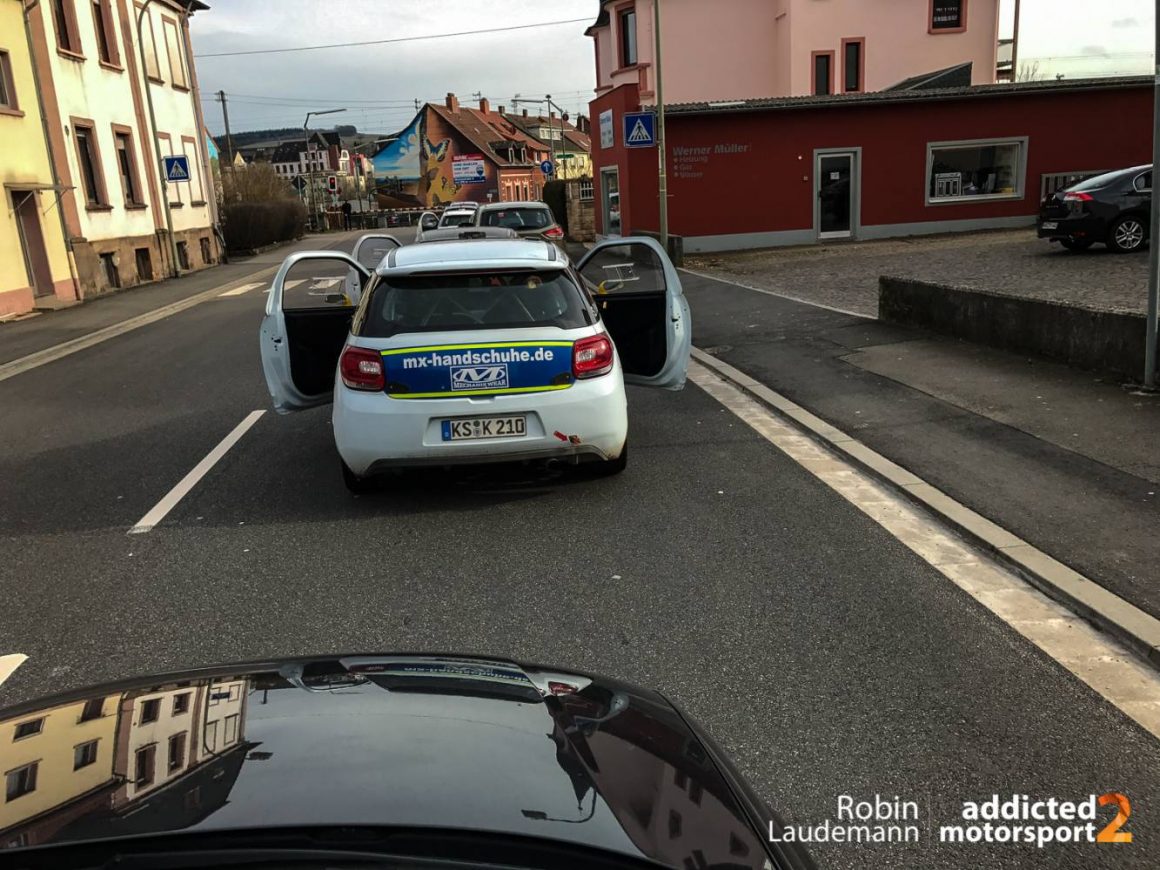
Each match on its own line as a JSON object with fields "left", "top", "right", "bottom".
{"left": 0, "top": 654, "right": 815, "bottom": 870}
{"left": 1037, "top": 164, "right": 1152, "bottom": 253}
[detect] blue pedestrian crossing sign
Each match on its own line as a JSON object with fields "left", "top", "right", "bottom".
{"left": 163, "top": 155, "right": 190, "bottom": 183}
{"left": 623, "top": 111, "right": 656, "bottom": 148}
{"left": 540, "top": 159, "right": 554, "bottom": 176}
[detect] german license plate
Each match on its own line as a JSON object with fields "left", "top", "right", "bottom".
{"left": 441, "top": 416, "right": 527, "bottom": 441}
{"left": 1041, "top": 221, "right": 1058, "bottom": 230}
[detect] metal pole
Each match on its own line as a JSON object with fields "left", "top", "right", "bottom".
{"left": 303, "top": 121, "right": 314, "bottom": 232}
{"left": 217, "top": 91, "right": 234, "bottom": 169}
{"left": 653, "top": 0, "right": 668, "bottom": 251}
{"left": 1010, "top": 0, "right": 1021, "bottom": 81}
{"left": 1145, "top": 2, "right": 1160, "bottom": 389}
{"left": 137, "top": 0, "right": 180, "bottom": 277}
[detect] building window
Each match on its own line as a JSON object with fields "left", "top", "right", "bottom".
{"left": 140, "top": 697, "right": 161, "bottom": 724}
{"left": 224, "top": 713, "right": 239, "bottom": 745}
{"left": 162, "top": 18, "right": 188, "bottom": 88}
{"left": 135, "top": 247, "right": 153, "bottom": 280}
{"left": 688, "top": 779, "right": 703, "bottom": 806}
{"left": 52, "top": 0, "right": 82, "bottom": 55}
{"left": 927, "top": 138, "right": 1025, "bottom": 203}
{"left": 134, "top": 745, "right": 155, "bottom": 786}
{"left": 158, "top": 134, "right": 182, "bottom": 204}
{"left": 13, "top": 719, "right": 43, "bottom": 740}
{"left": 73, "top": 122, "right": 107, "bottom": 207}
{"left": 136, "top": 4, "right": 161, "bottom": 80}
{"left": 0, "top": 50, "right": 18, "bottom": 111}
{"left": 173, "top": 692, "right": 191, "bottom": 715}
{"left": 668, "top": 809, "right": 682, "bottom": 839}
{"left": 579, "top": 178, "right": 594, "bottom": 201}
{"left": 228, "top": 683, "right": 240, "bottom": 702}
{"left": 204, "top": 719, "right": 218, "bottom": 752}
{"left": 99, "top": 252, "right": 120, "bottom": 287}
{"left": 182, "top": 136, "right": 204, "bottom": 203}
{"left": 812, "top": 51, "right": 834, "bottom": 96}
{"left": 5, "top": 763, "right": 37, "bottom": 802}
{"left": 930, "top": 0, "right": 966, "bottom": 33}
{"left": 168, "top": 733, "right": 187, "bottom": 771}
{"left": 176, "top": 241, "right": 190, "bottom": 270}
{"left": 79, "top": 698, "right": 103, "bottom": 722}
{"left": 91, "top": 0, "right": 120, "bottom": 66}
{"left": 841, "top": 38, "right": 864, "bottom": 93}
{"left": 113, "top": 127, "right": 143, "bottom": 206}
{"left": 74, "top": 739, "right": 99, "bottom": 770}
{"left": 619, "top": 7, "right": 637, "bottom": 67}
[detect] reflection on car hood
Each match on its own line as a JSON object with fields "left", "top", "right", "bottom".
{"left": 0, "top": 654, "right": 793, "bottom": 869}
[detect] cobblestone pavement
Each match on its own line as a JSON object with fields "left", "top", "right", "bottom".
{"left": 683, "top": 229, "right": 1153, "bottom": 317}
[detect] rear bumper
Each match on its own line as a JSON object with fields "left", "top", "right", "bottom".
{"left": 333, "top": 371, "right": 629, "bottom": 476}
{"left": 1037, "top": 215, "right": 1105, "bottom": 240}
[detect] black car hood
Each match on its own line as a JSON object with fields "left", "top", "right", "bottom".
{"left": 0, "top": 655, "right": 801, "bottom": 869}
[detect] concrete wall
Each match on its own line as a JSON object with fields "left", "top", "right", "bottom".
{"left": 878, "top": 277, "right": 1154, "bottom": 378}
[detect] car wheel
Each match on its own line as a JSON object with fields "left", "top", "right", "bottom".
{"left": 1059, "top": 239, "right": 1093, "bottom": 251}
{"left": 341, "top": 459, "right": 375, "bottom": 495}
{"left": 580, "top": 442, "right": 628, "bottom": 478}
{"left": 1108, "top": 216, "right": 1147, "bottom": 253}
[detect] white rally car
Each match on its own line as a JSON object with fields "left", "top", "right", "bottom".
{"left": 259, "top": 237, "right": 691, "bottom": 492}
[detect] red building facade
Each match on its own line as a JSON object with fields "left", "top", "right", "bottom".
{"left": 589, "top": 78, "right": 1152, "bottom": 252}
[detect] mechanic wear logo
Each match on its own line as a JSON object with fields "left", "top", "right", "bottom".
{"left": 451, "top": 364, "right": 509, "bottom": 391}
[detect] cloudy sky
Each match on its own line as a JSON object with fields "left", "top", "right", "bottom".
{"left": 191, "top": 0, "right": 1154, "bottom": 136}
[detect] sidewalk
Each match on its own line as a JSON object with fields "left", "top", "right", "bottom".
{"left": 683, "top": 270, "right": 1160, "bottom": 621}
{"left": 0, "top": 231, "right": 365, "bottom": 366}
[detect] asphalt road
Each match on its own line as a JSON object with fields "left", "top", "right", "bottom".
{"left": 1, "top": 235, "right": 1157, "bottom": 870}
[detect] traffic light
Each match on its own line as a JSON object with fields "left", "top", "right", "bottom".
{"left": 327, "top": 175, "right": 338, "bottom": 193}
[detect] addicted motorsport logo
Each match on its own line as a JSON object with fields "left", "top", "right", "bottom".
{"left": 767, "top": 793, "right": 1133, "bottom": 849}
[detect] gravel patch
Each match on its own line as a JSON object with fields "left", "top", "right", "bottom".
{"left": 684, "top": 229, "right": 1153, "bottom": 317}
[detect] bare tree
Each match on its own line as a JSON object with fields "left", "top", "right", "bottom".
{"left": 221, "top": 163, "right": 297, "bottom": 203}
{"left": 1017, "top": 60, "right": 1043, "bottom": 82}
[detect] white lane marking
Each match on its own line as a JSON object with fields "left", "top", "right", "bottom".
{"left": 0, "top": 654, "right": 28, "bottom": 688}
{"left": 690, "top": 361, "right": 1160, "bottom": 739}
{"left": 218, "top": 282, "right": 265, "bottom": 297}
{"left": 679, "top": 266, "right": 873, "bottom": 319}
{"left": 129, "top": 410, "right": 266, "bottom": 534}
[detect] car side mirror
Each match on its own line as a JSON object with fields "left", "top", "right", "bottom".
{"left": 421, "top": 215, "right": 438, "bottom": 230}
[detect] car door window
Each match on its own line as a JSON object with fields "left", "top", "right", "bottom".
{"left": 577, "top": 243, "right": 667, "bottom": 296}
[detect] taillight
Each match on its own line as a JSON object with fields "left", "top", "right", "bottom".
{"left": 339, "top": 346, "right": 385, "bottom": 391}
{"left": 572, "top": 334, "right": 614, "bottom": 379}
{"left": 543, "top": 226, "right": 564, "bottom": 240}
{"left": 1063, "top": 191, "right": 1093, "bottom": 202}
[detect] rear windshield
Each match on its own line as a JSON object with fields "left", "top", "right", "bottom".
{"left": 1069, "top": 169, "right": 1135, "bottom": 192}
{"left": 360, "top": 270, "right": 592, "bottom": 337}
{"left": 480, "top": 207, "right": 553, "bottom": 230}
{"left": 439, "top": 212, "right": 476, "bottom": 227}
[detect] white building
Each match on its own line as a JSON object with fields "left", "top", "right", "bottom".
{"left": 28, "top": 0, "right": 219, "bottom": 296}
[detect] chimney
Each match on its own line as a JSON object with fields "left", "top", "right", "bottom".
{"left": 522, "top": 108, "right": 528, "bottom": 117}
{"left": 499, "top": 105, "right": 506, "bottom": 115}
{"left": 445, "top": 92, "right": 459, "bottom": 111}
{"left": 548, "top": 110, "right": 555, "bottom": 120}
{"left": 479, "top": 97, "right": 490, "bottom": 114}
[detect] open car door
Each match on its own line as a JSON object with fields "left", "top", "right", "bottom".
{"left": 576, "top": 237, "right": 691, "bottom": 390}
{"left": 260, "top": 251, "right": 370, "bottom": 413}
{"left": 346, "top": 233, "right": 401, "bottom": 302}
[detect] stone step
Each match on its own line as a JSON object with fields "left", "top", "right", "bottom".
{"left": 32, "top": 295, "right": 81, "bottom": 312}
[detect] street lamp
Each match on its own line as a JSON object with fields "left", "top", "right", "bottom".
{"left": 303, "top": 109, "right": 346, "bottom": 231}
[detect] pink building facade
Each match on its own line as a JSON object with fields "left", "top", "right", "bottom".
{"left": 588, "top": 0, "right": 1000, "bottom": 103}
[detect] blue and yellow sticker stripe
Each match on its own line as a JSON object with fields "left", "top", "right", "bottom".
{"left": 389, "top": 384, "right": 573, "bottom": 400}
{"left": 381, "top": 340, "right": 575, "bottom": 356}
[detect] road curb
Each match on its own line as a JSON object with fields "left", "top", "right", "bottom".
{"left": 0, "top": 267, "right": 279, "bottom": 384}
{"left": 691, "top": 346, "right": 1160, "bottom": 670}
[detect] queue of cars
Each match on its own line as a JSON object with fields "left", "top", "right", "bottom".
{"left": 261, "top": 228, "right": 691, "bottom": 493}
{"left": 1037, "top": 163, "right": 1152, "bottom": 253}
{"left": 417, "top": 201, "right": 565, "bottom": 244}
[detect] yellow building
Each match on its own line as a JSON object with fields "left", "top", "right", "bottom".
{"left": 0, "top": 695, "right": 120, "bottom": 845}
{"left": 0, "top": 0, "right": 78, "bottom": 318}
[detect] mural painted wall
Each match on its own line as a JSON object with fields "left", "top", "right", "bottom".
{"left": 372, "top": 109, "right": 500, "bottom": 208}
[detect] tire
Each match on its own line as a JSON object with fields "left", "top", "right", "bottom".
{"left": 1107, "top": 215, "right": 1148, "bottom": 253}
{"left": 341, "top": 459, "right": 375, "bottom": 495}
{"left": 580, "top": 442, "right": 628, "bottom": 478}
{"left": 1059, "top": 239, "right": 1092, "bottom": 252}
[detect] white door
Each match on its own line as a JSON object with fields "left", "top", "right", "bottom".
{"left": 576, "top": 237, "right": 691, "bottom": 391}
{"left": 260, "top": 251, "right": 370, "bottom": 413}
